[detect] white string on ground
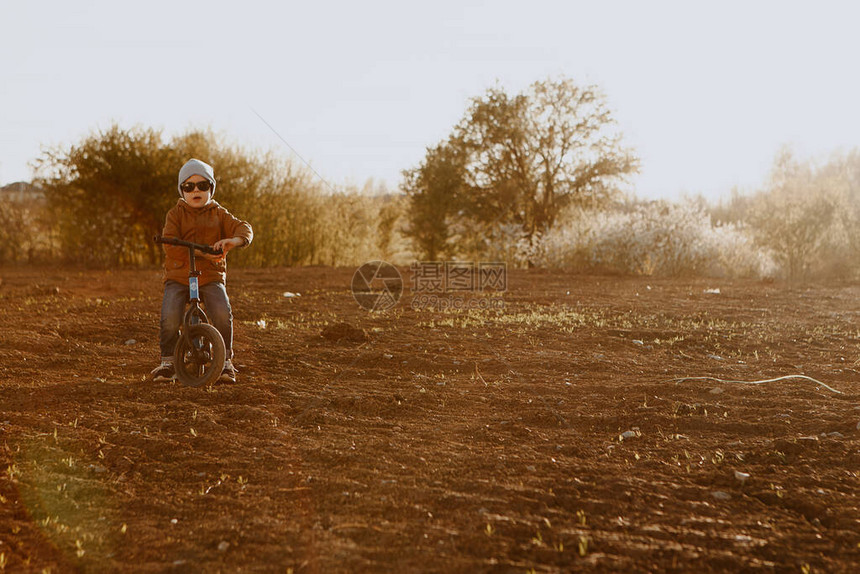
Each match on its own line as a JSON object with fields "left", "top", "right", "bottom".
{"left": 672, "top": 375, "right": 844, "bottom": 395}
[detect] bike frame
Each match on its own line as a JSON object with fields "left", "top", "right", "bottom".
{"left": 184, "top": 244, "right": 208, "bottom": 331}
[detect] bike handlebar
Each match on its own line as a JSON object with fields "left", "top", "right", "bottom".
{"left": 153, "top": 235, "right": 223, "bottom": 255}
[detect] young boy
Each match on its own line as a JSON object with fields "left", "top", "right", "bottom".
{"left": 151, "top": 158, "right": 253, "bottom": 383}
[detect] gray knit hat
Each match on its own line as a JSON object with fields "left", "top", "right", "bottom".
{"left": 177, "top": 158, "right": 216, "bottom": 197}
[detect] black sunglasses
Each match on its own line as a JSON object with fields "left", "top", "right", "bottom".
{"left": 180, "top": 180, "right": 213, "bottom": 193}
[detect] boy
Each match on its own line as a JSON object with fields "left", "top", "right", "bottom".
{"left": 151, "top": 158, "right": 253, "bottom": 383}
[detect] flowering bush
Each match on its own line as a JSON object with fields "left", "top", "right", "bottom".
{"left": 532, "top": 201, "right": 776, "bottom": 278}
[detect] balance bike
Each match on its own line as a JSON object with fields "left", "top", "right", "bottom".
{"left": 154, "top": 235, "right": 227, "bottom": 387}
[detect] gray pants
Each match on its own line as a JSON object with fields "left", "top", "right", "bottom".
{"left": 159, "top": 280, "right": 233, "bottom": 359}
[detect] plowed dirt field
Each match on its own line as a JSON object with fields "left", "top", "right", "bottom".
{"left": 1, "top": 267, "right": 859, "bottom": 572}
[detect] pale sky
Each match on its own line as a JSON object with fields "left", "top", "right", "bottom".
{"left": 2, "top": 0, "right": 859, "bottom": 201}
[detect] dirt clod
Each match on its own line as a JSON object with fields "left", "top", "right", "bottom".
{"left": 320, "top": 322, "right": 368, "bottom": 342}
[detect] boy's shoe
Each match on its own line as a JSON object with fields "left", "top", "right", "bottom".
{"left": 151, "top": 360, "right": 175, "bottom": 382}
{"left": 219, "top": 360, "right": 238, "bottom": 384}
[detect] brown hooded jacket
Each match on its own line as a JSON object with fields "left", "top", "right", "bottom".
{"left": 161, "top": 199, "right": 253, "bottom": 286}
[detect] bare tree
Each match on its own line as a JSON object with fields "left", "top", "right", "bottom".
{"left": 452, "top": 77, "right": 639, "bottom": 237}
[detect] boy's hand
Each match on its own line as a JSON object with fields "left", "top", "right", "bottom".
{"left": 211, "top": 237, "right": 245, "bottom": 256}
{"left": 195, "top": 238, "right": 244, "bottom": 262}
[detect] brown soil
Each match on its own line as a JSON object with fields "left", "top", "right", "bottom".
{"left": 1, "top": 267, "right": 859, "bottom": 573}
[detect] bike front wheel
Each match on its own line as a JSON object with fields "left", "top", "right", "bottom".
{"left": 174, "top": 323, "right": 226, "bottom": 388}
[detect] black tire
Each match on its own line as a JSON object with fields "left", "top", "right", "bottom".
{"left": 174, "top": 323, "right": 226, "bottom": 388}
